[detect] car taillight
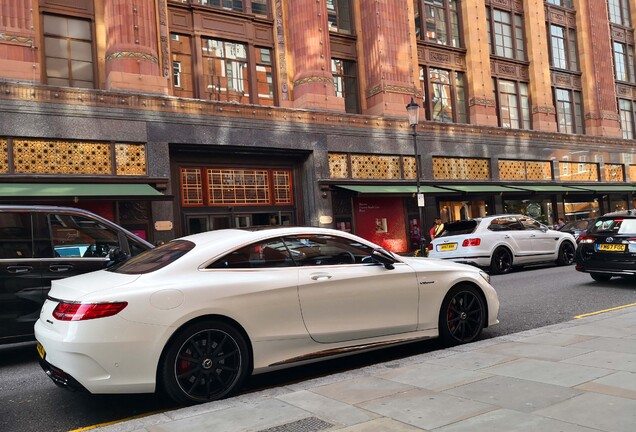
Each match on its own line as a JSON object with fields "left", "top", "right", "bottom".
{"left": 52, "top": 302, "right": 128, "bottom": 321}
{"left": 462, "top": 238, "right": 481, "bottom": 247}
{"left": 578, "top": 234, "right": 594, "bottom": 244}
{"left": 428, "top": 243, "right": 434, "bottom": 251}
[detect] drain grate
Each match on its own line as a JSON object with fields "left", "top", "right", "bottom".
{"left": 256, "top": 417, "right": 334, "bottom": 432}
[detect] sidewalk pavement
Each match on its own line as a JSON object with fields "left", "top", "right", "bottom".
{"left": 97, "top": 307, "right": 636, "bottom": 432}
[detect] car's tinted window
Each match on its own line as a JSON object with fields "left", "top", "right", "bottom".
{"left": 518, "top": 216, "right": 543, "bottom": 230}
{"left": 0, "top": 212, "right": 33, "bottom": 259}
{"left": 488, "top": 217, "right": 523, "bottom": 231}
{"left": 208, "top": 238, "right": 295, "bottom": 269}
{"left": 110, "top": 240, "right": 194, "bottom": 274}
{"left": 588, "top": 218, "right": 636, "bottom": 235}
{"left": 49, "top": 213, "right": 120, "bottom": 258}
{"left": 437, "top": 220, "right": 478, "bottom": 237}
{"left": 282, "top": 234, "right": 373, "bottom": 266}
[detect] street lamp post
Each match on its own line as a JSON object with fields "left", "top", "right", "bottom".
{"left": 406, "top": 97, "right": 425, "bottom": 256}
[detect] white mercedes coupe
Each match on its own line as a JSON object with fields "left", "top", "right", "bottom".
{"left": 35, "top": 227, "right": 499, "bottom": 405}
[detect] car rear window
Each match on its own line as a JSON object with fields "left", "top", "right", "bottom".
{"left": 437, "top": 220, "right": 479, "bottom": 237}
{"left": 109, "top": 240, "right": 195, "bottom": 274}
{"left": 588, "top": 218, "right": 636, "bottom": 235}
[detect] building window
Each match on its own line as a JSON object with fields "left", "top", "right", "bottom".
{"left": 203, "top": 39, "right": 249, "bottom": 103}
{"left": 332, "top": 58, "right": 359, "bottom": 114}
{"left": 419, "top": 66, "right": 467, "bottom": 123}
{"left": 554, "top": 89, "right": 584, "bottom": 134}
{"left": 255, "top": 48, "right": 274, "bottom": 106}
{"left": 251, "top": 0, "right": 268, "bottom": 15}
{"left": 613, "top": 42, "right": 636, "bottom": 83}
{"left": 327, "top": 0, "right": 352, "bottom": 34}
{"left": 619, "top": 99, "right": 635, "bottom": 139}
{"left": 493, "top": 79, "right": 530, "bottom": 130}
{"left": 486, "top": 8, "right": 525, "bottom": 61}
{"left": 199, "top": 0, "right": 269, "bottom": 15}
{"left": 608, "top": 0, "right": 631, "bottom": 27}
{"left": 546, "top": 0, "right": 572, "bottom": 8}
{"left": 413, "top": 0, "right": 461, "bottom": 48}
{"left": 548, "top": 25, "right": 578, "bottom": 71}
{"left": 173, "top": 61, "right": 182, "bottom": 88}
{"left": 42, "top": 14, "right": 94, "bottom": 89}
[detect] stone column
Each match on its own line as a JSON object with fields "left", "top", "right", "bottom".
{"left": 286, "top": 0, "right": 344, "bottom": 111}
{"left": 461, "top": 0, "right": 498, "bottom": 126}
{"left": 525, "top": 0, "right": 557, "bottom": 131}
{"left": 358, "top": 0, "right": 418, "bottom": 116}
{"left": 0, "top": 0, "right": 39, "bottom": 81}
{"left": 104, "top": 0, "right": 168, "bottom": 94}
{"left": 574, "top": 0, "right": 621, "bottom": 137}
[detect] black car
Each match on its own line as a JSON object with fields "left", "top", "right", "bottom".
{"left": 558, "top": 218, "right": 594, "bottom": 242}
{"left": 0, "top": 205, "right": 153, "bottom": 344}
{"left": 575, "top": 213, "right": 636, "bottom": 282}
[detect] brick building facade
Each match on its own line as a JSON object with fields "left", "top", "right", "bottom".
{"left": 1, "top": 0, "right": 635, "bottom": 252}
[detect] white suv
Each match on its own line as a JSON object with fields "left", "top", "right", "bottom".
{"left": 428, "top": 214, "right": 576, "bottom": 274}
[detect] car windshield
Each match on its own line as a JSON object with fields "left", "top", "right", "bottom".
{"left": 109, "top": 240, "right": 195, "bottom": 274}
{"left": 437, "top": 220, "right": 479, "bottom": 237}
{"left": 588, "top": 218, "right": 636, "bottom": 235}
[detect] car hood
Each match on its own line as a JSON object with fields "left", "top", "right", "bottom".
{"left": 48, "top": 269, "right": 141, "bottom": 301}
{"left": 400, "top": 255, "right": 482, "bottom": 273}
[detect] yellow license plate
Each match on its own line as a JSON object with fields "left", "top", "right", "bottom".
{"left": 36, "top": 342, "right": 46, "bottom": 360}
{"left": 439, "top": 243, "right": 457, "bottom": 251}
{"left": 599, "top": 244, "right": 626, "bottom": 252}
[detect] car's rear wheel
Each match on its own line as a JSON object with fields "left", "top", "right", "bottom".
{"left": 590, "top": 273, "right": 612, "bottom": 282}
{"left": 438, "top": 284, "right": 485, "bottom": 346}
{"left": 160, "top": 320, "right": 250, "bottom": 405}
{"left": 490, "top": 247, "right": 512, "bottom": 274}
{"left": 556, "top": 242, "right": 575, "bottom": 266}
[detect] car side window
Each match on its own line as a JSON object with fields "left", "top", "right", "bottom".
{"left": 0, "top": 212, "right": 33, "bottom": 259}
{"left": 488, "top": 218, "right": 510, "bottom": 231}
{"left": 518, "top": 216, "right": 542, "bottom": 230}
{"left": 282, "top": 235, "right": 373, "bottom": 266}
{"left": 209, "top": 238, "right": 294, "bottom": 269}
{"left": 48, "top": 213, "right": 120, "bottom": 258}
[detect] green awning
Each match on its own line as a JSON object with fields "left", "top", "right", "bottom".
{"left": 438, "top": 185, "right": 523, "bottom": 193}
{"left": 335, "top": 185, "right": 449, "bottom": 194}
{"left": 572, "top": 185, "right": 636, "bottom": 193}
{"left": 0, "top": 183, "right": 165, "bottom": 198}
{"left": 508, "top": 185, "right": 586, "bottom": 193}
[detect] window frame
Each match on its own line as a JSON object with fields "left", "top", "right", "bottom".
{"left": 419, "top": 65, "right": 467, "bottom": 123}
{"left": 493, "top": 78, "right": 531, "bottom": 130}
{"left": 608, "top": 0, "right": 631, "bottom": 27}
{"left": 547, "top": 24, "right": 579, "bottom": 72}
{"left": 331, "top": 58, "right": 360, "bottom": 114}
{"left": 619, "top": 99, "right": 635, "bottom": 139}
{"left": 327, "top": 0, "right": 353, "bottom": 35}
{"left": 486, "top": 6, "right": 525, "bottom": 61}
{"left": 413, "top": 0, "right": 462, "bottom": 48}
{"left": 553, "top": 88, "right": 584, "bottom": 134}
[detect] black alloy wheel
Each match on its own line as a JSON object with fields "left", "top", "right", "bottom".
{"left": 591, "top": 273, "right": 612, "bottom": 282}
{"left": 556, "top": 242, "right": 575, "bottom": 266}
{"left": 439, "top": 285, "right": 485, "bottom": 346}
{"left": 490, "top": 247, "right": 512, "bottom": 275}
{"left": 161, "top": 320, "right": 250, "bottom": 405}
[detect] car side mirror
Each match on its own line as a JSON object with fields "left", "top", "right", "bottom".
{"left": 371, "top": 249, "right": 395, "bottom": 270}
{"left": 107, "top": 247, "right": 129, "bottom": 267}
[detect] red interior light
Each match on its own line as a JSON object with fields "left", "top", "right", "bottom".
{"left": 462, "top": 238, "right": 481, "bottom": 247}
{"left": 53, "top": 302, "right": 128, "bottom": 321}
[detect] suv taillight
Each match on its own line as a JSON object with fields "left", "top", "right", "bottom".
{"left": 53, "top": 302, "right": 128, "bottom": 321}
{"left": 462, "top": 238, "right": 481, "bottom": 247}
{"left": 578, "top": 234, "right": 594, "bottom": 244}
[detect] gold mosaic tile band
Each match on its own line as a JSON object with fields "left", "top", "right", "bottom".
{"left": 560, "top": 161, "right": 599, "bottom": 181}
{"left": 499, "top": 160, "right": 552, "bottom": 181}
{"left": 0, "top": 139, "right": 8, "bottom": 173}
{"left": 116, "top": 144, "right": 147, "bottom": 176}
{"left": 603, "top": 164, "right": 624, "bottom": 182}
{"left": 105, "top": 51, "right": 159, "bottom": 63}
{"left": 433, "top": 157, "right": 490, "bottom": 180}
{"left": 13, "top": 140, "right": 112, "bottom": 175}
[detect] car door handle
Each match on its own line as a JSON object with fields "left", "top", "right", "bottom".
{"left": 310, "top": 272, "right": 332, "bottom": 280}
{"left": 504, "top": 235, "right": 510, "bottom": 239}
{"left": 530, "top": 234, "right": 536, "bottom": 237}
{"left": 6, "top": 266, "right": 33, "bottom": 274}
{"left": 49, "top": 264, "right": 74, "bottom": 273}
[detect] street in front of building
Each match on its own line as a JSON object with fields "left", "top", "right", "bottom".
{"left": 1, "top": 265, "right": 634, "bottom": 432}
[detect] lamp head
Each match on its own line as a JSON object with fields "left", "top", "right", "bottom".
{"left": 406, "top": 96, "right": 420, "bottom": 127}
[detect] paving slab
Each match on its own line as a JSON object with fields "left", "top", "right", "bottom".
{"left": 575, "top": 371, "right": 636, "bottom": 400}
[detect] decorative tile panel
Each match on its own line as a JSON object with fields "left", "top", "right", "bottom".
{"left": 116, "top": 144, "right": 147, "bottom": 175}
{"left": 350, "top": 155, "right": 402, "bottom": 179}
{"left": 328, "top": 153, "right": 349, "bottom": 178}
{"left": 0, "top": 139, "right": 7, "bottom": 173}
{"left": 403, "top": 156, "right": 417, "bottom": 179}
{"left": 559, "top": 161, "right": 599, "bottom": 181}
{"left": 499, "top": 160, "right": 552, "bottom": 180}
{"left": 207, "top": 169, "right": 270, "bottom": 205}
{"left": 13, "top": 140, "right": 111, "bottom": 175}
{"left": 181, "top": 168, "right": 203, "bottom": 205}
{"left": 433, "top": 157, "right": 490, "bottom": 180}
{"left": 603, "top": 164, "right": 624, "bottom": 182}
{"left": 630, "top": 165, "right": 636, "bottom": 181}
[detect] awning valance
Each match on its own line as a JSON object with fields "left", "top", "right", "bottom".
{"left": 507, "top": 185, "right": 586, "bottom": 193}
{"left": 335, "top": 185, "right": 449, "bottom": 194}
{"left": 0, "top": 183, "right": 166, "bottom": 198}
{"left": 437, "top": 185, "right": 523, "bottom": 193}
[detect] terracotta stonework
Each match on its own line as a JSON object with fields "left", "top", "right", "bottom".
{"left": 0, "top": 0, "right": 38, "bottom": 81}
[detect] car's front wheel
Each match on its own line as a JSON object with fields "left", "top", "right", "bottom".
{"left": 490, "top": 247, "right": 512, "bottom": 275}
{"left": 556, "top": 242, "right": 575, "bottom": 266}
{"left": 438, "top": 284, "right": 485, "bottom": 346}
{"left": 160, "top": 320, "right": 250, "bottom": 405}
{"left": 590, "top": 273, "right": 612, "bottom": 282}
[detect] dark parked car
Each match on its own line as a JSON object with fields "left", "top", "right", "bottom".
{"left": 559, "top": 218, "right": 594, "bottom": 242}
{"left": 575, "top": 213, "right": 636, "bottom": 282}
{"left": 0, "top": 205, "right": 153, "bottom": 344}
